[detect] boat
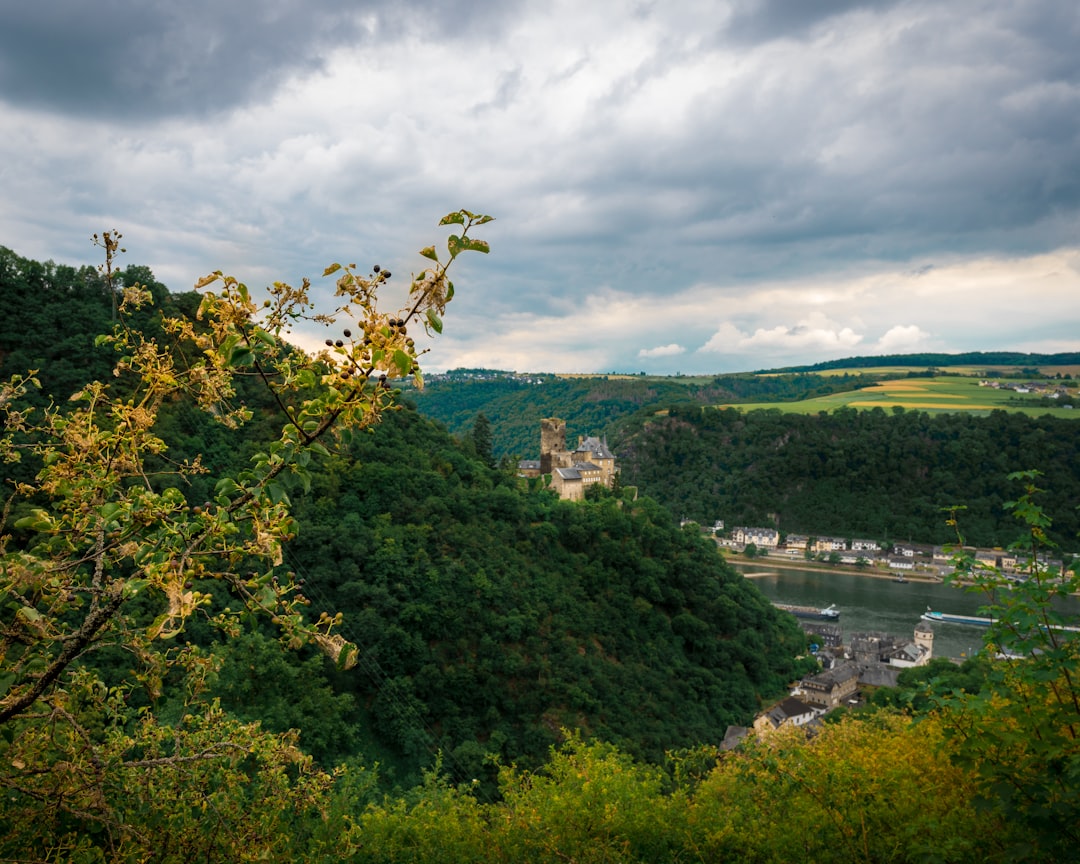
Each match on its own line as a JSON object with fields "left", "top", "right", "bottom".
{"left": 774, "top": 602, "right": 840, "bottom": 620}
{"left": 921, "top": 607, "right": 994, "bottom": 627}
{"left": 922, "top": 607, "right": 1080, "bottom": 633}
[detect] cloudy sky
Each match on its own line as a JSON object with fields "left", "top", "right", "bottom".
{"left": 2, "top": 0, "right": 1079, "bottom": 374}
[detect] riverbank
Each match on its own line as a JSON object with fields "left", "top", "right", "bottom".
{"left": 726, "top": 553, "right": 941, "bottom": 583}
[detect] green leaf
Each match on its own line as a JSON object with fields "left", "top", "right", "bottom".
{"left": 473, "top": 214, "right": 495, "bottom": 225}
{"left": 228, "top": 346, "right": 254, "bottom": 367}
{"left": 419, "top": 245, "right": 439, "bottom": 261}
{"left": 267, "top": 481, "right": 290, "bottom": 506}
{"left": 426, "top": 309, "right": 443, "bottom": 334}
{"left": 323, "top": 263, "right": 342, "bottom": 276}
{"left": 393, "top": 349, "right": 412, "bottom": 377}
{"left": 238, "top": 282, "right": 250, "bottom": 302}
{"left": 14, "top": 510, "right": 53, "bottom": 532}
{"left": 16, "top": 606, "right": 42, "bottom": 623}
{"left": 254, "top": 327, "right": 276, "bottom": 346}
{"left": 215, "top": 477, "right": 241, "bottom": 496}
{"left": 463, "top": 238, "right": 490, "bottom": 254}
{"left": 447, "top": 234, "right": 464, "bottom": 259}
{"left": 439, "top": 212, "right": 466, "bottom": 226}
{"left": 100, "top": 502, "right": 124, "bottom": 521}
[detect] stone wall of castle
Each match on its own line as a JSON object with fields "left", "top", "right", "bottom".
{"left": 540, "top": 417, "right": 567, "bottom": 474}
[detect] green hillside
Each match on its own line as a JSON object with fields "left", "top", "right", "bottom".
{"left": 617, "top": 404, "right": 1080, "bottom": 548}
{"left": 0, "top": 241, "right": 812, "bottom": 789}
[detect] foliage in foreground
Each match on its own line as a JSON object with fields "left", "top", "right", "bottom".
{"left": 340, "top": 715, "right": 1000, "bottom": 864}
{"left": 0, "top": 214, "right": 492, "bottom": 860}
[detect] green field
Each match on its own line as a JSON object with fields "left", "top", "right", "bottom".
{"left": 719, "top": 375, "right": 1080, "bottom": 418}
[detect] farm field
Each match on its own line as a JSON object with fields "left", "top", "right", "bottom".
{"left": 718, "top": 375, "right": 1080, "bottom": 418}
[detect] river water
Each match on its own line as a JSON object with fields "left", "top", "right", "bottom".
{"left": 733, "top": 562, "right": 1080, "bottom": 661}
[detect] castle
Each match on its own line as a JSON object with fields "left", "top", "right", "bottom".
{"left": 517, "top": 418, "right": 618, "bottom": 501}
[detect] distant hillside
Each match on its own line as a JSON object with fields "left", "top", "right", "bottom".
{"left": 772, "top": 351, "right": 1080, "bottom": 373}
{"left": 617, "top": 404, "right": 1080, "bottom": 549}
{"left": 408, "top": 369, "right": 881, "bottom": 458}
{"left": 410, "top": 358, "right": 1079, "bottom": 462}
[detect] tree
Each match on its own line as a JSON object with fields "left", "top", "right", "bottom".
{"left": 0, "top": 212, "right": 492, "bottom": 859}
{"left": 939, "top": 471, "right": 1080, "bottom": 862}
{"left": 470, "top": 411, "right": 494, "bottom": 467}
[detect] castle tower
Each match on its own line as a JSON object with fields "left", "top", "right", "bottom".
{"left": 540, "top": 417, "right": 567, "bottom": 474}
{"left": 914, "top": 620, "right": 934, "bottom": 659}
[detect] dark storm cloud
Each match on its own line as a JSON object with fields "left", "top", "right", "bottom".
{"left": 0, "top": 0, "right": 522, "bottom": 120}
{"left": 2, "top": 0, "right": 1078, "bottom": 373}
{"left": 693, "top": 1, "right": 1080, "bottom": 269}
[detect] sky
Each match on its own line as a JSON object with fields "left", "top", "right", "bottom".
{"left": 1, "top": 0, "right": 1079, "bottom": 375}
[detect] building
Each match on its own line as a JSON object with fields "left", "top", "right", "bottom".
{"left": 753, "top": 697, "right": 821, "bottom": 736}
{"left": 800, "top": 621, "right": 843, "bottom": 650}
{"left": 733, "top": 526, "right": 780, "bottom": 547}
{"left": 518, "top": 418, "right": 619, "bottom": 501}
{"left": 796, "top": 661, "right": 860, "bottom": 709}
{"left": 848, "top": 623, "right": 932, "bottom": 669}
{"left": 812, "top": 536, "right": 847, "bottom": 553}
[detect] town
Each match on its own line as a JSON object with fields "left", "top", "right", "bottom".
{"left": 714, "top": 524, "right": 1067, "bottom": 580}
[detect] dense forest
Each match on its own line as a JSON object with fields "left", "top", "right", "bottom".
{"left": 2, "top": 241, "right": 1079, "bottom": 862}
{"left": 618, "top": 404, "right": 1080, "bottom": 548}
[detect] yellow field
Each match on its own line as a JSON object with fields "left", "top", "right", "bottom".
{"left": 717, "top": 374, "right": 1079, "bottom": 418}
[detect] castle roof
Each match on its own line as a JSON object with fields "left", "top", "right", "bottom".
{"left": 576, "top": 436, "right": 614, "bottom": 460}
{"left": 554, "top": 462, "right": 601, "bottom": 481}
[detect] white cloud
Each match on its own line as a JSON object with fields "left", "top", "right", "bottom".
{"left": 874, "top": 324, "right": 931, "bottom": 354}
{"left": 699, "top": 314, "right": 864, "bottom": 356}
{"left": 638, "top": 343, "right": 686, "bottom": 358}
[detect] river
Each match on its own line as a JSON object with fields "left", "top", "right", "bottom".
{"left": 733, "top": 562, "right": 1080, "bottom": 661}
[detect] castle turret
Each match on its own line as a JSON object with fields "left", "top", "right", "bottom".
{"left": 540, "top": 417, "right": 568, "bottom": 475}
{"left": 914, "top": 620, "right": 934, "bottom": 659}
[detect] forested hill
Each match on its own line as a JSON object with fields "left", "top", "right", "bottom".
{"left": 617, "top": 405, "right": 1080, "bottom": 549}
{"left": 0, "top": 244, "right": 175, "bottom": 401}
{"left": 407, "top": 369, "right": 880, "bottom": 459}
{"left": 0, "top": 243, "right": 813, "bottom": 785}
{"left": 279, "top": 407, "right": 814, "bottom": 781}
